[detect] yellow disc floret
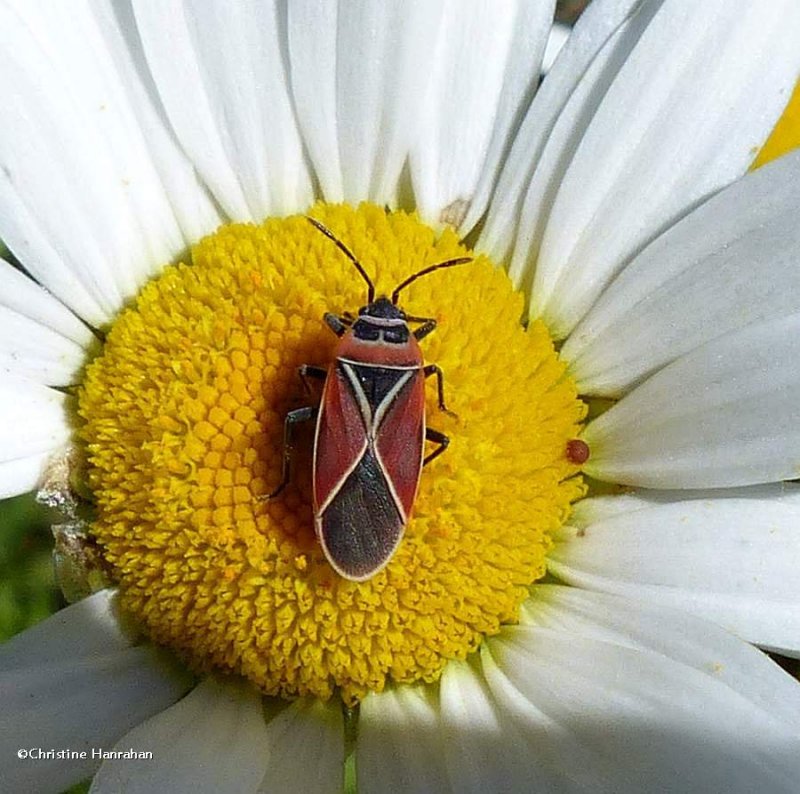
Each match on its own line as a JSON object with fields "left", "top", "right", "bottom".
{"left": 79, "top": 203, "right": 586, "bottom": 703}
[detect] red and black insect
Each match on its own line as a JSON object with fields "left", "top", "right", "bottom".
{"left": 269, "top": 217, "right": 470, "bottom": 581}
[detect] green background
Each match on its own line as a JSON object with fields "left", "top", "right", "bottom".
{"left": 0, "top": 493, "right": 61, "bottom": 642}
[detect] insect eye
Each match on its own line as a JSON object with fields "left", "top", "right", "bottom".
{"left": 353, "top": 319, "right": 380, "bottom": 341}
{"left": 383, "top": 327, "right": 409, "bottom": 344}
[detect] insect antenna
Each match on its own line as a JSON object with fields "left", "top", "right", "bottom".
{"left": 391, "top": 257, "right": 472, "bottom": 305}
{"left": 306, "top": 217, "right": 375, "bottom": 303}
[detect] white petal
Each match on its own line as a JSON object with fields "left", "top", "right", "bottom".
{"left": 0, "top": 1, "right": 211, "bottom": 326}
{"left": 1, "top": 592, "right": 191, "bottom": 794}
{"left": 286, "top": 0, "right": 343, "bottom": 202}
{"left": 569, "top": 483, "right": 800, "bottom": 528}
{"left": 522, "top": 585, "right": 800, "bottom": 732}
{"left": 0, "top": 374, "right": 70, "bottom": 459}
{"left": 439, "top": 660, "right": 500, "bottom": 792}
{"left": 533, "top": 0, "right": 800, "bottom": 338}
{"left": 0, "top": 260, "right": 95, "bottom": 385}
{"left": 410, "top": 0, "right": 554, "bottom": 232}
{"left": 257, "top": 698, "right": 344, "bottom": 794}
{"left": 583, "top": 314, "right": 800, "bottom": 488}
{"left": 439, "top": 658, "right": 557, "bottom": 793}
{"left": 563, "top": 150, "right": 800, "bottom": 396}
{"left": 289, "top": 0, "right": 443, "bottom": 206}
{"left": 0, "top": 452, "right": 64, "bottom": 500}
{"left": 0, "top": 590, "right": 130, "bottom": 669}
{"left": 548, "top": 497, "right": 800, "bottom": 655}
{"left": 361, "top": 588, "right": 800, "bottom": 792}
{"left": 0, "top": 374, "right": 71, "bottom": 498}
{"left": 91, "top": 677, "right": 268, "bottom": 794}
{"left": 483, "top": 620, "right": 800, "bottom": 792}
{"left": 89, "top": 0, "right": 222, "bottom": 243}
{"left": 477, "top": 0, "right": 649, "bottom": 263}
{"left": 0, "top": 261, "right": 92, "bottom": 347}
{"left": 541, "top": 22, "right": 570, "bottom": 74}
{"left": 0, "top": 308, "right": 85, "bottom": 385}
{"left": 133, "top": 0, "right": 312, "bottom": 221}
{"left": 358, "top": 685, "right": 449, "bottom": 794}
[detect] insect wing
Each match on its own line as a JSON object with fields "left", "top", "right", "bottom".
{"left": 373, "top": 367, "right": 425, "bottom": 520}
{"left": 316, "top": 449, "right": 405, "bottom": 581}
{"left": 313, "top": 362, "right": 425, "bottom": 581}
{"left": 313, "top": 364, "right": 368, "bottom": 511}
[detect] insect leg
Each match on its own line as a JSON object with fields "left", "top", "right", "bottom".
{"left": 411, "top": 317, "right": 437, "bottom": 341}
{"left": 423, "top": 427, "right": 450, "bottom": 466}
{"left": 324, "top": 313, "right": 353, "bottom": 337}
{"left": 265, "top": 406, "right": 318, "bottom": 498}
{"left": 423, "top": 364, "right": 455, "bottom": 416}
{"left": 298, "top": 364, "right": 327, "bottom": 394}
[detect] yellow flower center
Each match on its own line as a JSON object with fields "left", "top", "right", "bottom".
{"left": 78, "top": 203, "right": 586, "bottom": 703}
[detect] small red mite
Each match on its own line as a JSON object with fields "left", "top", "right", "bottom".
{"left": 269, "top": 217, "right": 471, "bottom": 581}
{"left": 566, "top": 439, "right": 590, "bottom": 465}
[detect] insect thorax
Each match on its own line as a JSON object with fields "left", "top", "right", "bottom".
{"left": 353, "top": 297, "right": 410, "bottom": 345}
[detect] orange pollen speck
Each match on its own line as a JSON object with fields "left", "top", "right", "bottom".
{"left": 566, "top": 439, "right": 591, "bottom": 465}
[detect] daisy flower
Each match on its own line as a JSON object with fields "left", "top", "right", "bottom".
{"left": 2, "top": 0, "right": 800, "bottom": 792}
